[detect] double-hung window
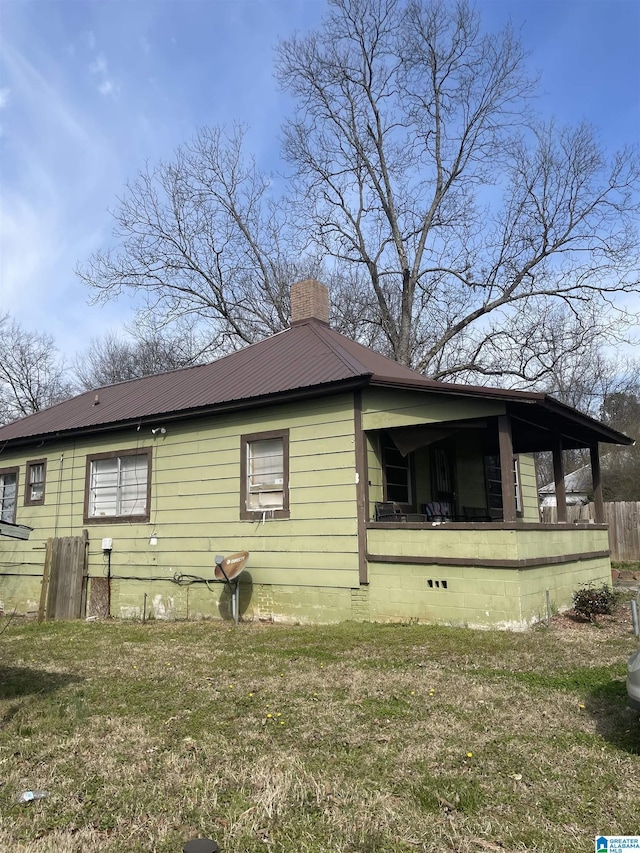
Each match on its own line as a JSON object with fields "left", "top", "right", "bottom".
{"left": 0, "top": 467, "right": 19, "bottom": 523}
{"left": 25, "top": 459, "right": 47, "bottom": 505}
{"left": 240, "top": 429, "right": 289, "bottom": 519}
{"left": 85, "top": 449, "right": 151, "bottom": 523}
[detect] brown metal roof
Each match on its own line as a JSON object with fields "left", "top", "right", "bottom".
{"left": 0, "top": 320, "right": 418, "bottom": 443}
{"left": 0, "top": 318, "right": 633, "bottom": 449}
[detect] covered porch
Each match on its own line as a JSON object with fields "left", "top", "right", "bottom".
{"left": 356, "top": 386, "right": 632, "bottom": 626}
{"left": 365, "top": 405, "right": 615, "bottom": 526}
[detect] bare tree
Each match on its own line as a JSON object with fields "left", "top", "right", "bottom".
{"left": 532, "top": 305, "right": 639, "bottom": 487}
{"left": 276, "top": 0, "right": 640, "bottom": 378}
{"left": 524, "top": 306, "right": 637, "bottom": 413}
{"left": 76, "top": 125, "right": 323, "bottom": 352}
{"left": 600, "top": 388, "right": 640, "bottom": 501}
{"left": 73, "top": 315, "right": 218, "bottom": 390}
{"left": 75, "top": 0, "right": 639, "bottom": 384}
{"left": 0, "top": 314, "right": 72, "bottom": 425}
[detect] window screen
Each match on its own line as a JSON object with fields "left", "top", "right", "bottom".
{"left": 247, "top": 438, "right": 284, "bottom": 510}
{"left": 88, "top": 453, "right": 149, "bottom": 519}
{"left": 0, "top": 471, "right": 18, "bottom": 523}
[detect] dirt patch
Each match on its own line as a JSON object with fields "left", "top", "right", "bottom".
{"left": 550, "top": 594, "right": 638, "bottom": 639}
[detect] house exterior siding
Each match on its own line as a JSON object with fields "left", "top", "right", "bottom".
{"left": 0, "top": 394, "right": 361, "bottom": 620}
{"left": 518, "top": 455, "right": 539, "bottom": 522}
{"left": 361, "top": 387, "right": 506, "bottom": 430}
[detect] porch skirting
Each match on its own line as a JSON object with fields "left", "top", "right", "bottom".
{"left": 362, "top": 522, "right": 613, "bottom": 627}
{"left": 363, "top": 555, "right": 611, "bottom": 629}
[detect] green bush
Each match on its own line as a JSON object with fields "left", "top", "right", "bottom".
{"left": 572, "top": 583, "right": 617, "bottom": 623}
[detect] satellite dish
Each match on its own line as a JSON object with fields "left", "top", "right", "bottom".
{"left": 214, "top": 551, "right": 250, "bottom": 581}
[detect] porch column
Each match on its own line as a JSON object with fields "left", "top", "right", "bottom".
{"left": 552, "top": 437, "right": 567, "bottom": 523}
{"left": 498, "top": 415, "right": 517, "bottom": 522}
{"left": 590, "top": 444, "right": 604, "bottom": 523}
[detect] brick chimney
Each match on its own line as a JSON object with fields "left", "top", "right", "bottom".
{"left": 290, "top": 279, "right": 330, "bottom": 325}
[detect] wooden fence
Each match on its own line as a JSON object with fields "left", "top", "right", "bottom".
{"left": 540, "top": 501, "right": 640, "bottom": 562}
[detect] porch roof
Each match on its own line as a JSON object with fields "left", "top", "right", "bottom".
{"left": 503, "top": 398, "right": 632, "bottom": 452}
{"left": 366, "top": 391, "right": 633, "bottom": 453}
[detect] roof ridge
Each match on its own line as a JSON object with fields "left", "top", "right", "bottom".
{"left": 303, "top": 320, "right": 374, "bottom": 377}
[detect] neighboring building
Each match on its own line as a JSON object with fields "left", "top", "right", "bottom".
{"left": 539, "top": 465, "right": 592, "bottom": 508}
{"left": 0, "top": 281, "right": 633, "bottom": 628}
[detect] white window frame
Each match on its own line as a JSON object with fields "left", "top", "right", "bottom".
{"left": 513, "top": 456, "right": 522, "bottom": 514}
{"left": 241, "top": 429, "right": 289, "bottom": 519}
{"left": 0, "top": 468, "right": 19, "bottom": 523}
{"left": 25, "top": 459, "right": 46, "bottom": 506}
{"left": 84, "top": 449, "right": 151, "bottom": 523}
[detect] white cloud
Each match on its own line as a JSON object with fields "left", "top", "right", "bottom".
{"left": 0, "top": 189, "right": 127, "bottom": 359}
{"left": 0, "top": 39, "right": 122, "bottom": 355}
{"left": 3, "top": 42, "right": 91, "bottom": 147}
{"left": 0, "top": 194, "right": 62, "bottom": 313}
{"left": 89, "top": 53, "right": 117, "bottom": 98}
{"left": 0, "top": 88, "right": 9, "bottom": 108}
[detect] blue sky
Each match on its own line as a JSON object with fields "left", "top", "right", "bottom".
{"left": 1, "top": 0, "right": 639, "bottom": 361}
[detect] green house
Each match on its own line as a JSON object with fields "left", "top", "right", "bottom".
{"left": 0, "top": 280, "right": 632, "bottom": 627}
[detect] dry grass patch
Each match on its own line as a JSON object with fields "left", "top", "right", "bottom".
{"left": 1, "top": 607, "right": 639, "bottom": 852}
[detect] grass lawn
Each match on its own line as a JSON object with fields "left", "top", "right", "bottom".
{"left": 1, "top": 601, "right": 639, "bottom": 853}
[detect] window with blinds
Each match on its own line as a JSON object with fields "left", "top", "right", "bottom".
{"left": 85, "top": 450, "right": 151, "bottom": 522}
{"left": 25, "top": 459, "right": 46, "bottom": 505}
{"left": 0, "top": 468, "right": 18, "bottom": 523}
{"left": 241, "top": 429, "right": 290, "bottom": 519}
{"left": 247, "top": 438, "right": 284, "bottom": 509}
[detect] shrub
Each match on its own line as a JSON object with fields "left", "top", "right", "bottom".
{"left": 572, "top": 583, "right": 617, "bottom": 623}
